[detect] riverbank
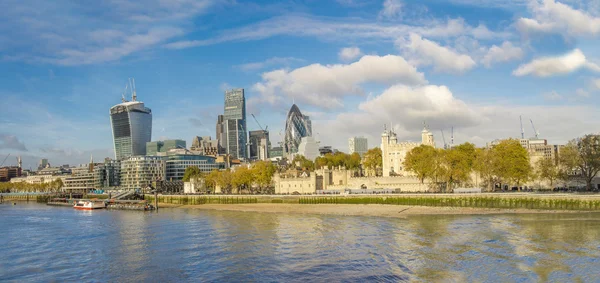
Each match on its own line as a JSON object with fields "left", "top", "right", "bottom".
{"left": 156, "top": 203, "right": 588, "bottom": 218}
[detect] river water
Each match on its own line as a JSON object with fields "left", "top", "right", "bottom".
{"left": 1, "top": 203, "right": 600, "bottom": 282}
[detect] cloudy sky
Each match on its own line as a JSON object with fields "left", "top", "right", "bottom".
{"left": 1, "top": 0, "right": 600, "bottom": 169}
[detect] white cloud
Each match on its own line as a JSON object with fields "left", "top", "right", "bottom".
{"left": 576, "top": 88, "right": 590, "bottom": 98}
{"left": 517, "top": 0, "right": 600, "bottom": 37}
{"left": 397, "top": 33, "right": 477, "bottom": 73}
{"left": 482, "top": 41, "right": 524, "bottom": 67}
{"left": 166, "top": 15, "right": 509, "bottom": 49}
{"left": 594, "top": 78, "right": 600, "bottom": 89}
{"left": 252, "top": 54, "right": 426, "bottom": 109}
{"left": 379, "top": 0, "right": 403, "bottom": 20}
{"left": 513, "top": 49, "right": 600, "bottom": 77}
{"left": 338, "top": 47, "right": 363, "bottom": 62}
{"left": 235, "top": 57, "right": 304, "bottom": 71}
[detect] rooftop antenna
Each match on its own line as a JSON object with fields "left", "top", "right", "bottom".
{"left": 520, "top": 115, "right": 524, "bottom": 139}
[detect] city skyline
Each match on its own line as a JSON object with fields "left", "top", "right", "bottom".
{"left": 2, "top": 0, "right": 600, "bottom": 169}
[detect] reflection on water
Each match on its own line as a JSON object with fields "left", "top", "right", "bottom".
{"left": 1, "top": 203, "right": 600, "bottom": 282}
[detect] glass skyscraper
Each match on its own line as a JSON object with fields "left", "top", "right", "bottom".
{"left": 284, "top": 104, "right": 312, "bottom": 157}
{"left": 222, "top": 88, "right": 247, "bottom": 159}
{"left": 110, "top": 100, "right": 152, "bottom": 160}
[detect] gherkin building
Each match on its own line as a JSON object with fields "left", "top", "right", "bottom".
{"left": 284, "top": 104, "right": 312, "bottom": 157}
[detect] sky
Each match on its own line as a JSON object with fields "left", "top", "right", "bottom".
{"left": 1, "top": 0, "right": 600, "bottom": 169}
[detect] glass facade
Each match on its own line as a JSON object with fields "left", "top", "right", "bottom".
{"left": 146, "top": 140, "right": 186, "bottom": 155}
{"left": 120, "top": 156, "right": 165, "bottom": 190}
{"left": 284, "top": 104, "right": 312, "bottom": 157}
{"left": 223, "top": 89, "right": 247, "bottom": 159}
{"left": 249, "top": 130, "right": 269, "bottom": 160}
{"left": 110, "top": 101, "right": 152, "bottom": 160}
{"left": 165, "top": 155, "right": 225, "bottom": 181}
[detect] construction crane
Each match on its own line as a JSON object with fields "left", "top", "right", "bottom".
{"left": 520, "top": 115, "right": 525, "bottom": 139}
{"left": 1, "top": 153, "right": 10, "bottom": 167}
{"left": 530, "top": 119, "right": 539, "bottom": 139}
{"left": 251, "top": 114, "right": 268, "bottom": 132}
{"left": 440, "top": 130, "right": 447, "bottom": 149}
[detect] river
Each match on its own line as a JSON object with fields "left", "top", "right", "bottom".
{"left": 1, "top": 203, "right": 599, "bottom": 282}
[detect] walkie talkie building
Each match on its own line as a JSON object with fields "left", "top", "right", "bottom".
{"left": 110, "top": 100, "right": 152, "bottom": 160}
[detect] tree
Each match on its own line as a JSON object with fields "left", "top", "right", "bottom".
{"left": 492, "top": 139, "right": 532, "bottom": 188}
{"left": 204, "top": 170, "right": 220, "bottom": 193}
{"left": 232, "top": 167, "right": 254, "bottom": 194}
{"left": 290, "top": 155, "right": 315, "bottom": 171}
{"left": 182, "top": 166, "right": 203, "bottom": 182}
{"left": 215, "top": 169, "right": 233, "bottom": 194}
{"left": 535, "top": 157, "right": 560, "bottom": 188}
{"left": 363, "top": 147, "right": 382, "bottom": 176}
{"left": 560, "top": 135, "right": 600, "bottom": 191}
{"left": 441, "top": 143, "right": 476, "bottom": 190}
{"left": 252, "top": 161, "right": 276, "bottom": 194}
{"left": 314, "top": 152, "right": 362, "bottom": 170}
{"left": 403, "top": 145, "right": 437, "bottom": 183}
{"left": 473, "top": 148, "right": 496, "bottom": 191}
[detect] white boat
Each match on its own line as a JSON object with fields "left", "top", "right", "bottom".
{"left": 73, "top": 200, "right": 106, "bottom": 210}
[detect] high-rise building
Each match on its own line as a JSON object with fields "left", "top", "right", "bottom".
{"left": 216, "top": 115, "right": 226, "bottom": 154}
{"left": 146, "top": 139, "right": 186, "bottom": 156}
{"left": 110, "top": 88, "right": 152, "bottom": 160}
{"left": 349, "top": 137, "right": 368, "bottom": 157}
{"left": 223, "top": 88, "right": 247, "bottom": 159}
{"left": 284, "top": 104, "right": 312, "bottom": 157}
{"left": 296, "top": 136, "right": 320, "bottom": 162}
{"left": 38, "top": 158, "right": 49, "bottom": 171}
{"left": 249, "top": 130, "right": 269, "bottom": 160}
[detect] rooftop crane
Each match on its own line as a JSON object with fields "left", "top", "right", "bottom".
{"left": 441, "top": 130, "right": 447, "bottom": 149}
{"left": 530, "top": 119, "right": 539, "bottom": 139}
{"left": 520, "top": 115, "right": 525, "bottom": 139}
{"left": 250, "top": 114, "right": 268, "bottom": 132}
{"left": 1, "top": 153, "right": 10, "bottom": 167}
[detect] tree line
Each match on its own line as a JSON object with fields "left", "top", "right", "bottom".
{"left": 183, "top": 160, "right": 277, "bottom": 194}
{"left": 402, "top": 134, "right": 600, "bottom": 191}
{"left": 0, "top": 178, "right": 64, "bottom": 193}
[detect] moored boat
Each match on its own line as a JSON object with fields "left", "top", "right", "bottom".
{"left": 73, "top": 200, "right": 106, "bottom": 210}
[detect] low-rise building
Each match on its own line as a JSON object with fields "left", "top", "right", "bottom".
{"left": 120, "top": 156, "right": 166, "bottom": 190}
{"left": 191, "top": 136, "right": 220, "bottom": 156}
{"left": 0, "top": 166, "right": 21, "bottom": 182}
{"left": 165, "top": 154, "right": 225, "bottom": 181}
{"left": 146, "top": 139, "right": 186, "bottom": 156}
{"left": 273, "top": 171, "right": 321, "bottom": 194}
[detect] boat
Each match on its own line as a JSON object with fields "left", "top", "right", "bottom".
{"left": 73, "top": 200, "right": 106, "bottom": 210}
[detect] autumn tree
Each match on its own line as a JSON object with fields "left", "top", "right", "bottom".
{"left": 560, "top": 135, "right": 600, "bottom": 191}
{"left": 535, "top": 157, "right": 560, "bottom": 188}
{"left": 441, "top": 143, "right": 476, "bottom": 190}
{"left": 474, "top": 148, "right": 496, "bottom": 191}
{"left": 290, "top": 155, "right": 315, "bottom": 171}
{"left": 363, "top": 147, "right": 382, "bottom": 176}
{"left": 182, "top": 166, "right": 203, "bottom": 182}
{"left": 492, "top": 139, "right": 532, "bottom": 188}
{"left": 216, "top": 169, "right": 233, "bottom": 194}
{"left": 252, "top": 160, "right": 277, "bottom": 194}
{"left": 232, "top": 166, "right": 254, "bottom": 194}
{"left": 403, "top": 145, "right": 437, "bottom": 183}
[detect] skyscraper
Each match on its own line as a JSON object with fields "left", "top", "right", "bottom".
{"left": 216, "top": 115, "right": 225, "bottom": 154}
{"left": 349, "top": 136, "right": 368, "bottom": 157}
{"left": 110, "top": 82, "right": 152, "bottom": 160}
{"left": 249, "top": 130, "right": 269, "bottom": 160}
{"left": 223, "top": 88, "right": 247, "bottom": 159}
{"left": 284, "top": 104, "right": 312, "bottom": 157}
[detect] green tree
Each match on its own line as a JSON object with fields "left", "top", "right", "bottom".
{"left": 216, "top": 169, "right": 233, "bottom": 194}
{"left": 535, "top": 157, "right": 560, "bottom": 188}
{"left": 560, "top": 135, "right": 600, "bottom": 191}
{"left": 403, "top": 145, "right": 437, "bottom": 183}
{"left": 204, "top": 170, "right": 220, "bottom": 193}
{"left": 363, "top": 147, "right": 382, "bottom": 176}
{"left": 232, "top": 166, "right": 254, "bottom": 194}
{"left": 252, "top": 160, "right": 276, "bottom": 194}
{"left": 492, "top": 139, "right": 532, "bottom": 188}
{"left": 441, "top": 143, "right": 476, "bottom": 190}
{"left": 290, "top": 155, "right": 315, "bottom": 171}
{"left": 474, "top": 148, "right": 496, "bottom": 191}
{"left": 182, "top": 166, "right": 203, "bottom": 182}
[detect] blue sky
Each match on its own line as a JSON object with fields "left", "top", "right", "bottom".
{"left": 1, "top": 0, "right": 600, "bottom": 169}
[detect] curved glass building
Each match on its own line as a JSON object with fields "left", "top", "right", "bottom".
{"left": 284, "top": 104, "right": 312, "bottom": 157}
{"left": 110, "top": 100, "right": 152, "bottom": 160}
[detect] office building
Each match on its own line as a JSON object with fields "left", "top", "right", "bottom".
{"left": 296, "top": 136, "right": 320, "bottom": 162}
{"left": 284, "top": 104, "right": 312, "bottom": 157}
{"left": 319, "top": 146, "right": 338, "bottom": 156}
{"left": 38, "top": 158, "right": 49, "bottom": 171}
{"left": 249, "top": 130, "right": 270, "bottom": 160}
{"left": 120, "top": 156, "right": 165, "bottom": 190}
{"left": 349, "top": 137, "right": 368, "bottom": 157}
{"left": 269, "top": 146, "right": 283, "bottom": 159}
{"left": 191, "top": 136, "right": 220, "bottom": 156}
{"left": 222, "top": 88, "right": 247, "bottom": 159}
{"left": 0, "top": 167, "right": 21, "bottom": 182}
{"left": 216, "top": 115, "right": 225, "bottom": 153}
{"left": 381, "top": 125, "right": 435, "bottom": 177}
{"left": 110, "top": 88, "right": 152, "bottom": 160}
{"left": 146, "top": 139, "right": 186, "bottom": 156}
{"left": 165, "top": 154, "right": 225, "bottom": 181}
